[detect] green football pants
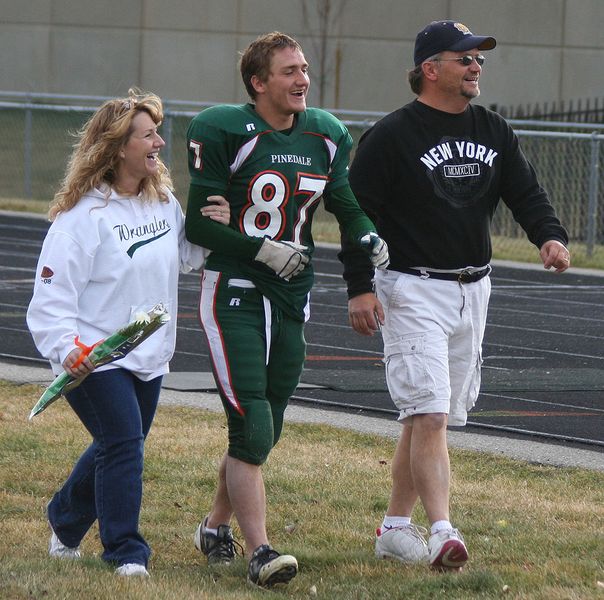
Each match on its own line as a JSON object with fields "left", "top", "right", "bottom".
{"left": 199, "top": 270, "right": 306, "bottom": 465}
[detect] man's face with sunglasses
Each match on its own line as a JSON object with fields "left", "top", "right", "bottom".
{"left": 430, "top": 49, "right": 485, "bottom": 100}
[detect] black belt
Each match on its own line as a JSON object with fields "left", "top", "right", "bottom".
{"left": 395, "top": 266, "right": 491, "bottom": 283}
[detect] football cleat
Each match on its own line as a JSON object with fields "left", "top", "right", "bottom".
{"left": 194, "top": 516, "right": 242, "bottom": 566}
{"left": 247, "top": 544, "right": 298, "bottom": 587}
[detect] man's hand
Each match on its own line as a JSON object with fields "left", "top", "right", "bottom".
{"left": 348, "top": 292, "right": 384, "bottom": 336}
{"left": 255, "top": 238, "right": 310, "bottom": 280}
{"left": 359, "top": 232, "right": 390, "bottom": 269}
{"left": 540, "top": 240, "right": 570, "bottom": 273}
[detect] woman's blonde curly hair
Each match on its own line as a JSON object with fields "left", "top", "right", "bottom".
{"left": 49, "top": 88, "right": 173, "bottom": 220}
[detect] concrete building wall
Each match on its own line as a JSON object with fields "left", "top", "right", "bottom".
{"left": 1, "top": 0, "right": 602, "bottom": 112}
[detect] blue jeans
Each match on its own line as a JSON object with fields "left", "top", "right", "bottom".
{"left": 47, "top": 368, "right": 161, "bottom": 567}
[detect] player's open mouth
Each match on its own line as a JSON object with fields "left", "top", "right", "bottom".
{"left": 292, "top": 90, "right": 306, "bottom": 97}
{"left": 147, "top": 152, "right": 158, "bottom": 162}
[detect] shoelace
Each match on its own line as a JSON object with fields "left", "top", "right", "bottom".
{"left": 386, "top": 523, "right": 428, "bottom": 544}
{"left": 439, "top": 528, "right": 464, "bottom": 541}
{"left": 210, "top": 535, "right": 244, "bottom": 560}
{"left": 252, "top": 544, "right": 281, "bottom": 564}
{"left": 408, "top": 524, "right": 429, "bottom": 541}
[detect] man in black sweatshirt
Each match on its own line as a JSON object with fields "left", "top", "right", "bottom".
{"left": 339, "top": 20, "right": 569, "bottom": 571}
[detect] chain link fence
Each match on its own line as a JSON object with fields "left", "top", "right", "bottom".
{"left": 2, "top": 93, "right": 603, "bottom": 267}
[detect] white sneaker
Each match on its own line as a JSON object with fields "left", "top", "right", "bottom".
{"left": 428, "top": 528, "right": 468, "bottom": 570}
{"left": 375, "top": 524, "right": 429, "bottom": 563}
{"left": 49, "top": 529, "right": 81, "bottom": 559}
{"left": 115, "top": 563, "right": 150, "bottom": 577}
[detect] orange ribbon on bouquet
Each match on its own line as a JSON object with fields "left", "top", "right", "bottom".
{"left": 71, "top": 336, "right": 103, "bottom": 368}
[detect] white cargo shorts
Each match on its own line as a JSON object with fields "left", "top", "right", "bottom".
{"left": 375, "top": 269, "right": 491, "bottom": 426}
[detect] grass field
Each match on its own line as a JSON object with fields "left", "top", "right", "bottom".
{"left": 1, "top": 380, "right": 603, "bottom": 599}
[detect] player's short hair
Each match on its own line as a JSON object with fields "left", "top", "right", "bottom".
{"left": 240, "top": 31, "right": 303, "bottom": 100}
{"left": 49, "top": 88, "right": 173, "bottom": 220}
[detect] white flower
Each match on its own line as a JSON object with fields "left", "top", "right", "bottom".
{"left": 134, "top": 311, "right": 151, "bottom": 325}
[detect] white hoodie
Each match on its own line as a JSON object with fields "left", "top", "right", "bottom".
{"left": 26, "top": 186, "right": 205, "bottom": 380}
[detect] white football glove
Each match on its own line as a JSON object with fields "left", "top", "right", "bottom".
{"left": 359, "top": 232, "right": 390, "bottom": 269}
{"left": 255, "top": 238, "right": 310, "bottom": 281}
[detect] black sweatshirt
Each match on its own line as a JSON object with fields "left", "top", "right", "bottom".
{"left": 339, "top": 100, "right": 568, "bottom": 298}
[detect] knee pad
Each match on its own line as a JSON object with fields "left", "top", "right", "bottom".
{"left": 227, "top": 402, "right": 275, "bottom": 465}
{"left": 229, "top": 437, "right": 272, "bottom": 466}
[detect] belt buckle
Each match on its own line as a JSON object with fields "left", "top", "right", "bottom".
{"left": 458, "top": 270, "right": 472, "bottom": 283}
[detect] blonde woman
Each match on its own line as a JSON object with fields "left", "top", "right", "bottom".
{"left": 27, "top": 90, "right": 229, "bottom": 577}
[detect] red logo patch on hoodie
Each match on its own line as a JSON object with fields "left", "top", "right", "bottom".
{"left": 40, "top": 266, "right": 54, "bottom": 282}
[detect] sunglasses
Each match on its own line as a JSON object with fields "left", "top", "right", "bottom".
{"left": 434, "top": 54, "right": 486, "bottom": 66}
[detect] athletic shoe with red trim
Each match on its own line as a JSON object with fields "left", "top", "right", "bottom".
{"left": 428, "top": 528, "right": 468, "bottom": 570}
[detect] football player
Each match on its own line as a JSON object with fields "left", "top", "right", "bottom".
{"left": 184, "top": 31, "right": 388, "bottom": 587}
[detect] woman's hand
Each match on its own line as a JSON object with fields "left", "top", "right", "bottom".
{"left": 62, "top": 346, "right": 95, "bottom": 378}
{"left": 201, "top": 195, "right": 230, "bottom": 224}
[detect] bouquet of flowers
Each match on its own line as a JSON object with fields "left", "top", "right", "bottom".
{"left": 29, "top": 303, "right": 170, "bottom": 420}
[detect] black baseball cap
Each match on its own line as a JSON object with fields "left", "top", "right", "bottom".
{"left": 414, "top": 20, "right": 496, "bottom": 66}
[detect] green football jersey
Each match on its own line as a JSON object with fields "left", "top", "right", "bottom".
{"left": 186, "top": 103, "right": 373, "bottom": 321}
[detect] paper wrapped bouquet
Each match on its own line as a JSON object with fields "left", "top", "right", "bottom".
{"left": 29, "top": 303, "right": 170, "bottom": 419}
